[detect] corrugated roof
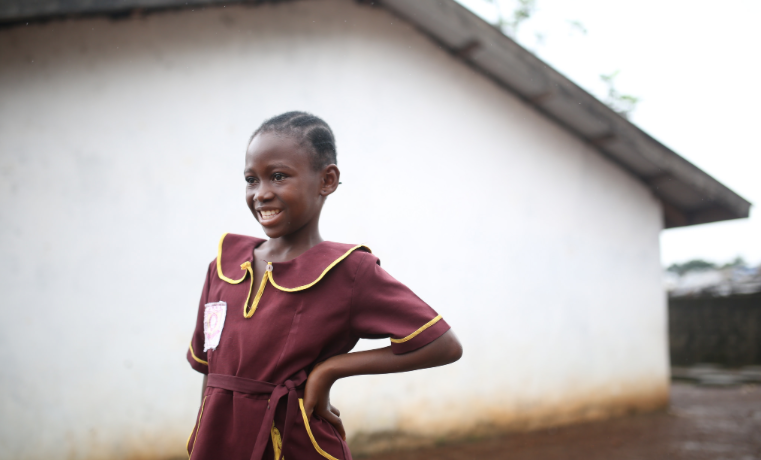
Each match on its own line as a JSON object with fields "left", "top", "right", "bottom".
{"left": 1, "top": 0, "right": 751, "bottom": 228}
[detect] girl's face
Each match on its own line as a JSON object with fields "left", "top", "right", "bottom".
{"left": 244, "top": 133, "right": 332, "bottom": 239}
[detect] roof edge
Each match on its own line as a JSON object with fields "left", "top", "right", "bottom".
{"left": 378, "top": 0, "right": 751, "bottom": 228}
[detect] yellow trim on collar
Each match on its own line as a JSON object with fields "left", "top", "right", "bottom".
{"left": 217, "top": 233, "right": 248, "bottom": 284}
{"left": 298, "top": 398, "right": 340, "bottom": 460}
{"left": 241, "top": 244, "right": 370, "bottom": 319}
{"left": 390, "top": 315, "right": 443, "bottom": 344}
{"left": 243, "top": 261, "right": 266, "bottom": 319}
{"left": 268, "top": 245, "right": 369, "bottom": 292}
{"left": 189, "top": 343, "right": 208, "bottom": 366}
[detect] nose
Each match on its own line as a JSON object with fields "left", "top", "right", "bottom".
{"left": 254, "top": 182, "right": 275, "bottom": 203}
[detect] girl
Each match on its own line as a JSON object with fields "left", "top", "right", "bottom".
{"left": 186, "top": 112, "right": 462, "bottom": 460}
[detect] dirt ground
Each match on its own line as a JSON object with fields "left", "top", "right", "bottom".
{"left": 363, "top": 383, "right": 761, "bottom": 460}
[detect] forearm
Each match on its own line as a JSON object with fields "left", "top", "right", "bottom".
{"left": 303, "top": 330, "right": 461, "bottom": 437}
{"left": 319, "top": 330, "right": 462, "bottom": 381}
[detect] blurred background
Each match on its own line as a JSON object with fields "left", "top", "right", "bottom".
{"left": 0, "top": 0, "right": 758, "bottom": 459}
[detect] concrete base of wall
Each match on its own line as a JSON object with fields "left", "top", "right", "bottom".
{"left": 348, "top": 384, "right": 668, "bottom": 456}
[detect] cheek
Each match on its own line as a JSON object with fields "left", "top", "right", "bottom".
{"left": 297, "top": 187, "right": 321, "bottom": 207}
{"left": 245, "top": 189, "right": 256, "bottom": 206}
{"left": 280, "top": 192, "right": 312, "bottom": 219}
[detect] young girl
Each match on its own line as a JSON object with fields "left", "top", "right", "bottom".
{"left": 186, "top": 112, "right": 462, "bottom": 460}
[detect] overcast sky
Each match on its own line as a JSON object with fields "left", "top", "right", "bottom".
{"left": 456, "top": 0, "right": 760, "bottom": 267}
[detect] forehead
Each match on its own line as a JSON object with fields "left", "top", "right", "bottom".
{"left": 245, "top": 132, "right": 312, "bottom": 171}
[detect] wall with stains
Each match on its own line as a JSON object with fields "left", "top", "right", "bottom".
{"left": 0, "top": 0, "right": 668, "bottom": 458}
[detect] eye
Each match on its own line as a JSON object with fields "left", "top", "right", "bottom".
{"left": 272, "top": 172, "right": 287, "bottom": 181}
{"left": 245, "top": 176, "right": 258, "bottom": 185}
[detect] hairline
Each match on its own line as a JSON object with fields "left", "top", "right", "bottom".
{"left": 249, "top": 129, "right": 329, "bottom": 172}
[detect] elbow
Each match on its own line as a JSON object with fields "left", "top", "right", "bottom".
{"left": 449, "top": 338, "right": 463, "bottom": 363}
{"left": 420, "top": 329, "right": 462, "bottom": 367}
{"left": 443, "top": 330, "right": 463, "bottom": 364}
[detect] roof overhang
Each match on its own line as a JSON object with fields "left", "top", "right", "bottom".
{"left": 1, "top": 0, "right": 751, "bottom": 228}
{"left": 379, "top": 0, "right": 751, "bottom": 229}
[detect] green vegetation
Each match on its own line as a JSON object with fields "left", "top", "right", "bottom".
{"left": 482, "top": 0, "right": 640, "bottom": 118}
{"left": 600, "top": 71, "right": 640, "bottom": 119}
{"left": 667, "top": 257, "right": 747, "bottom": 275}
{"left": 485, "top": 0, "right": 537, "bottom": 37}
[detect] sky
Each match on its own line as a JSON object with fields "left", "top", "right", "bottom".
{"left": 456, "top": 0, "right": 761, "bottom": 267}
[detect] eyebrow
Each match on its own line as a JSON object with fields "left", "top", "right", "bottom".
{"left": 244, "top": 163, "right": 297, "bottom": 174}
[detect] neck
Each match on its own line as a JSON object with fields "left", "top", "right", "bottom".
{"left": 261, "top": 218, "right": 323, "bottom": 262}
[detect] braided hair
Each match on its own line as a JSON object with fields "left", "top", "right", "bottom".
{"left": 249, "top": 111, "right": 337, "bottom": 170}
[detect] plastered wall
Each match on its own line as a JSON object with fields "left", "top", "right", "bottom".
{"left": 0, "top": 1, "right": 668, "bottom": 458}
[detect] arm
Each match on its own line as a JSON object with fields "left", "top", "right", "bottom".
{"left": 303, "top": 329, "right": 462, "bottom": 440}
{"left": 201, "top": 375, "right": 208, "bottom": 404}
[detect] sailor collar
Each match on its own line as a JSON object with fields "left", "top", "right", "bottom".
{"left": 216, "top": 233, "right": 371, "bottom": 318}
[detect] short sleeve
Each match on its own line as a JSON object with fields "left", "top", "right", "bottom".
{"left": 350, "top": 253, "right": 450, "bottom": 354}
{"left": 186, "top": 261, "right": 213, "bottom": 374}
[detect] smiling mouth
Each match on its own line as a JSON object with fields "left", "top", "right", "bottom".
{"left": 258, "top": 209, "right": 282, "bottom": 222}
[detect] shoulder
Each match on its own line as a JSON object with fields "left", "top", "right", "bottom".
{"left": 320, "top": 242, "right": 374, "bottom": 260}
{"left": 267, "top": 241, "right": 372, "bottom": 290}
{"left": 318, "top": 242, "right": 378, "bottom": 273}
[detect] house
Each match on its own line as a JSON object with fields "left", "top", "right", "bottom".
{"left": 0, "top": 0, "right": 750, "bottom": 458}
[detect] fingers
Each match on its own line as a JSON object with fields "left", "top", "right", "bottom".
{"left": 318, "top": 407, "right": 347, "bottom": 441}
{"left": 329, "top": 403, "right": 341, "bottom": 417}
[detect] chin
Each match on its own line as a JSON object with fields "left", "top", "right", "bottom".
{"left": 260, "top": 225, "right": 287, "bottom": 239}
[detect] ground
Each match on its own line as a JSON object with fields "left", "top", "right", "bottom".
{"left": 362, "top": 383, "right": 761, "bottom": 460}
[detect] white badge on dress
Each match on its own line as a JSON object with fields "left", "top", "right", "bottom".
{"left": 203, "top": 301, "right": 227, "bottom": 352}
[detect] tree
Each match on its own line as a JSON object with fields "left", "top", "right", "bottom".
{"left": 667, "top": 259, "right": 716, "bottom": 275}
{"left": 480, "top": 0, "right": 641, "bottom": 118}
{"left": 600, "top": 71, "right": 640, "bottom": 119}
{"left": 667, "top": 257, "right": 749, "bottom": 275}
{"left": 720, "top": 256, "right": 747, "bottom": 269}
{"left": 485, "top": 0, "right": 537, "bottom": 37}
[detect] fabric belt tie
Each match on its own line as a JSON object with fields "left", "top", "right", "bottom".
{"left": 206, "top": 370, "right": 308, "bottom": 460}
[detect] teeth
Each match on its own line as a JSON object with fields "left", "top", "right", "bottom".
{"left": 259, "top": 210, "right": 281, "bottom": 220}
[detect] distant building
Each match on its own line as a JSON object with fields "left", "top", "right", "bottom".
{"left": 666, "top": 264, "right": 761, "bottom": 367}
{"left": 666, "top": 265, "right": 761, "bottom": 298}
{"left": 0, "top": 0, "right": 751, "bottom": 458}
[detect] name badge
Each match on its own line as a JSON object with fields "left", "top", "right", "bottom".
{"left": 203, "top": 301, "right": 227, "bottom": 352}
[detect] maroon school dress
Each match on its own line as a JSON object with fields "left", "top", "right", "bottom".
{"left": 185, "top": 233, "right": 450, "bottom": 460}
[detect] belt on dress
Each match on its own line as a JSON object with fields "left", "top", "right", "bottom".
{"left": 206, "top": 370, "right": 308, "bottom": 460}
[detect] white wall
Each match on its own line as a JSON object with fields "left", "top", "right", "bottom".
{"left": 0, "top": 0, "right": 668, "bottom": 458}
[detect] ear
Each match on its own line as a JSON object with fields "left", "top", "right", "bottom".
{"left": 320, "top": 165, "right": 340, "bottom": 196}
